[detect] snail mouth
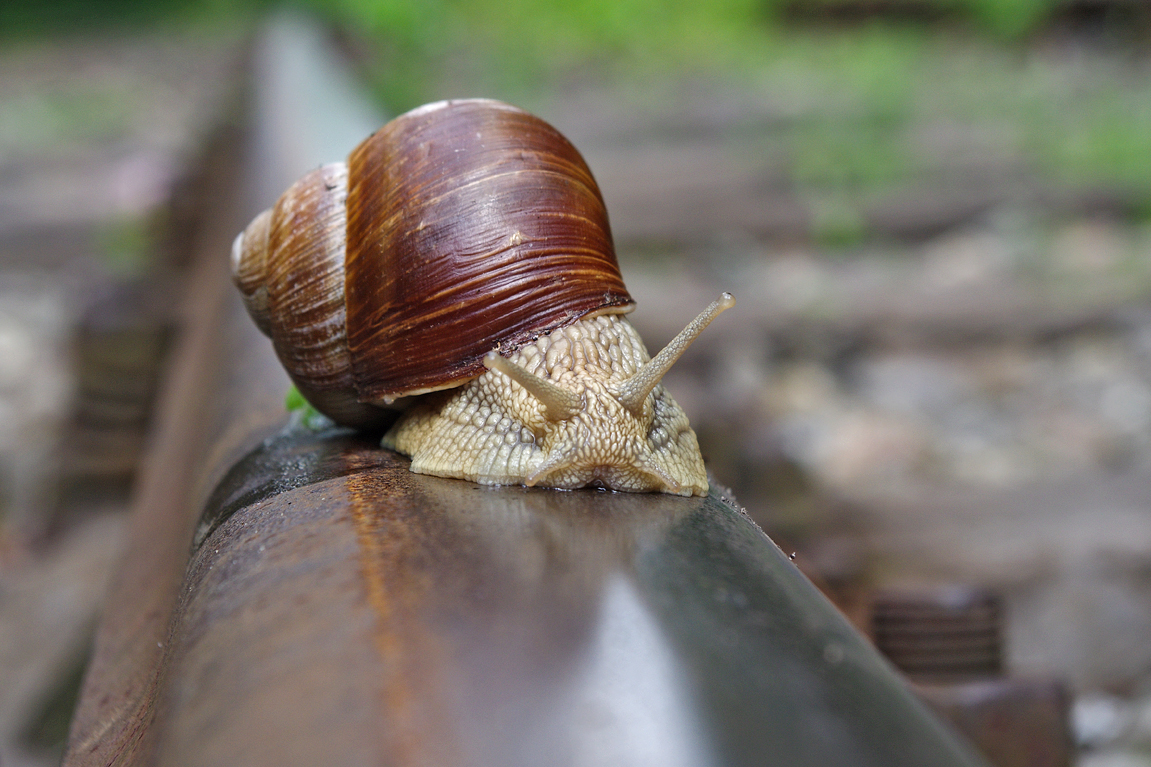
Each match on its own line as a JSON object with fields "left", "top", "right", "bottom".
{"left": 529, "top": 462, "right": 681, "bottom": 494}
{"left": 587, "top": 465, "right": 625, "bottom": 489}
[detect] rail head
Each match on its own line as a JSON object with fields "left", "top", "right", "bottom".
{"left": 152, "top": 422, "right": 990, "bottom": 766}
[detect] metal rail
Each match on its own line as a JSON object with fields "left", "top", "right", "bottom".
{"left": 64, "top": 15, "right": 989, "bottom": 767}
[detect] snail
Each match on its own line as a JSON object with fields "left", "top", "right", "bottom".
{"left": 231, "top": 98, "right": 733, "bottom": 496}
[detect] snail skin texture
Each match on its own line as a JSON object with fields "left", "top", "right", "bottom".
{"left": 231, "top": 98, "right": 733, "bottom": 497}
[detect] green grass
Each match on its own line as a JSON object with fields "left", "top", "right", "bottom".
{"left": 300, "top": 0, "right": 774, "bottom": 110}
{"left": 281, "top": 0, "right": 1091, "bottom": 112}
{"left": 742, "top": 29, "right": 1151, "bottom": 228}
{"left": 0, "top": 0, "right": 1073, "bottom": 41}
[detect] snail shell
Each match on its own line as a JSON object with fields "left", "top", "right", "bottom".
{"left": 232, "top": 98, "right": 732, "bottom": 496}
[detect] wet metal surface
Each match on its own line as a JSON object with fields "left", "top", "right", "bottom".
{"left": 148, "top": 424, "right": 987, "bottom": 767}
{"left": 192, "top": 426, "right": 387, "bottom": 549}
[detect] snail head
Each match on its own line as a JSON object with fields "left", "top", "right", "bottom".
{"left": 479, "top": 293, "right": 735, "bottom": 495}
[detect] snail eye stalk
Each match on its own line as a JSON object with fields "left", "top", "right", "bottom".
{"left": 611, "top": 293, "right": 735, "bottom": 416}
{"left": 483, "top": 352, "right": 582, "bottom": 422}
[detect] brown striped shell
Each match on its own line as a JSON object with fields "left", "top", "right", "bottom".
{"left": 231, "top": 99, "right": 634, "bottom": 429}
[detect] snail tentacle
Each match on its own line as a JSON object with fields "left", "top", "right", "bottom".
{"left": 611, "top": 293, "right": 735, "bottom": 416}
{"left": 482, "top": 351, "right": 582, "bottom": 421}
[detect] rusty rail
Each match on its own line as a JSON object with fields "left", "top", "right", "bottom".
{"left": 64, "top": 15, "right": 989, "bottom": 767}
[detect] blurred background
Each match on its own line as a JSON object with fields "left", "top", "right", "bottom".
{"left": 3, "top": 0, "right": 1151, "bottom": 764}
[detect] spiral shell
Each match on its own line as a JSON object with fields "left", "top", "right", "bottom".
{"left": 232, "top": 99, "right": 633, "bottom": 428}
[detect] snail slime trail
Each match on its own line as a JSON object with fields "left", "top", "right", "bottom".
{"left": 231, "top": 98, "right": 733, "bottom": 496}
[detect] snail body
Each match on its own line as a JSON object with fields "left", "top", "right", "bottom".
{"left": 231, "top": 99, "right": 732, "bottom": 496}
